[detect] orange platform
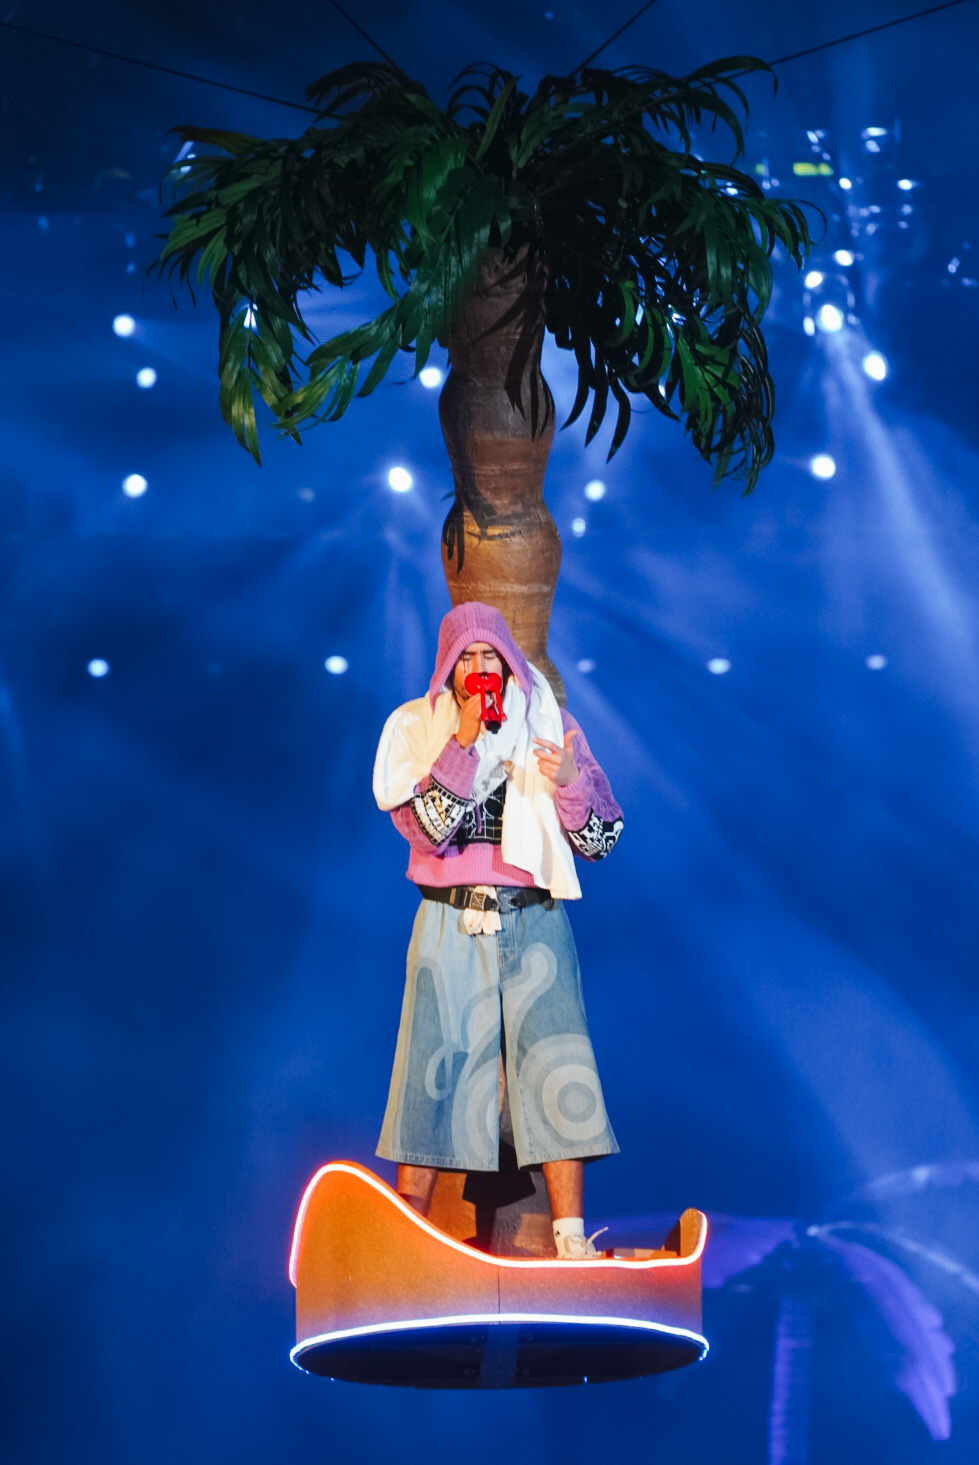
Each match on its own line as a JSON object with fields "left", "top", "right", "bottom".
{"left": 290, "top": 1162, "right": 708, "bottom": 1388}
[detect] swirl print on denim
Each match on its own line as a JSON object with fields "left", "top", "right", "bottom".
{"left": 377, "top": 897, "right": 618, "bottom": 1171}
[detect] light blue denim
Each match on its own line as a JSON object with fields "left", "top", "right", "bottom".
{"left": 377, "top": 893, "right": 618, "bottom": 1171}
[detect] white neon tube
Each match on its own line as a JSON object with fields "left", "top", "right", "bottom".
{"left": 289, "top": 1162, "right": 706, "bottom": 1285}
{"left": 291, "top": 1311, "right": 709, "bottom": 1368}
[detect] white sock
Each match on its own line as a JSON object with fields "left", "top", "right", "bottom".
{"left": 553, "top": 1216, "right": 585, "bottom": 1243}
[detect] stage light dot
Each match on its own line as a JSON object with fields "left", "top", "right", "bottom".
{"left": 862, "top": 352, "right": 887, "bottom": 381}
{"left": 866, "top": 654, "right": 888, "bottom": 670}
{"left": 707, "top": 658, "right": 731, "bottom": 675}
{"left": 419, "top": 366, "right": 443, "bottom": 389}
{"left": 122, "top": 474, "right": 148, "bottom": 497}
{"left": 804, "top": 270, "right": 824, "bottom": 289}
{"left": 584, "top": 479, "right": 606, "bottom": 501}
{"left": 87, "top": 659, "right": 110, "bottom": 678}
{"left": 298, "top": 486, "right": 315, "bottom": 501}
{"left": 803, "top": 316, "right": 816, "bottom": 336}
{"left": 136, "top": 367, "right": 157, "bottom": 389}
{"left": 839, "top": 177, "right": 853, "bottom": 190}
{"left": 113, "top": 314, "right": 135, "bottom": 337}
{"left": 817, "top": 303, "right": 844, "bottom": 333}
{"left": 833, "top": 249, "right": 855, "bottom": 266}
{"left": 810, "top": 454, "right": 836, "bottom": 480}
{"left": 324, "top": 656, "right": 349, "bottom": 675}
{"left": 577, "top": 658, "right": 596, "bottom": 674}
{"left": 571, "top": 517, "right": 586, "bottom": 537}
{"left": 897, "top": 178, "right": 914, "bottom": 191}
{"left": 388, "top": 466, "right": 413, "bottom": 492}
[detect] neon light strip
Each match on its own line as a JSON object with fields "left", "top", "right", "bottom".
{"left": 291, "top": 1312, "right": 709, "bottom": 1367}
{"left": 288, "top": 1162, "right": 707, "bottom": 1285}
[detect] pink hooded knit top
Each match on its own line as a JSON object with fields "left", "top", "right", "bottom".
{"left": 389, "top": 601, "right": 623, "bottom": 889}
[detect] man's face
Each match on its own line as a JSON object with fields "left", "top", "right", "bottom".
{"left": 452, "top": 642, "right": 504, "bottom": 703}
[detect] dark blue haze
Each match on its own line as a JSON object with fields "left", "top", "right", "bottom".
{"left": 2, "top": 2, "right": 978, "bottom": 1462}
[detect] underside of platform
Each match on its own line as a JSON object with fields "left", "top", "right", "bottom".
{"left": 293, "top": 1316, "right": 706, "bottom": 1388}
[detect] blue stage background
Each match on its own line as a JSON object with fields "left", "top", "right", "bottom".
{"left": 3, "top": 2, "right": 979, "bottom": 1460}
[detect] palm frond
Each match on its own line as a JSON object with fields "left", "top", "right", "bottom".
{"left": 825, "top": 1161, "right": 979, "bottom": 1214}
{"left": 305, "top": 61, "right": 421, "bottom": 116}
{"left": 156, "top": 55, "right": 816, "bottom": 478}
{"left": 821, "top": 1234, "right": 956, "bottom": 1441}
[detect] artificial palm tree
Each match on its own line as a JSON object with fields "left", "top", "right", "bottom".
{"left": 159, "top": 59, "right": 814, "bottom": 696}
{"left": 601, "top": 1161, "right": 979, "bottom": 1456}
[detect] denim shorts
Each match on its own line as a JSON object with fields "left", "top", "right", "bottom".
{"left": 376, "top": 892, "right": 619, "bottom": 1171}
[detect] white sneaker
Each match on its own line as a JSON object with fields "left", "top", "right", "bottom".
{"left": 554, "top": 1227, "right": 608, "bottom": 1260}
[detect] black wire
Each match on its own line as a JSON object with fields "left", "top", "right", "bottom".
{"left": 0, "top": 1, "right": 413, "bottom": 114}
{"left": 323, "top": 0, "right": 408, "bottom": 75}
{"left": 2, "top": 0, "right": 973, "bottom": 121}
{"left": 0, "top": 19, "right": 319, "bottom": 112}
{"left": 767, "top": 0, "right": 972, "bottom": 66}
{"left": 575, "top": 0, "right": 971, "bottom": 80}
{"left": 575, "top": 0, "right": 660, "bottom": 70}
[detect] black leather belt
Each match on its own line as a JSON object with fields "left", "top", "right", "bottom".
{"left": 418, "top": 884, "right": 554, "bottom": 913}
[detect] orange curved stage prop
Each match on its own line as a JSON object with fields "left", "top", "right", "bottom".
{"left": 290, "top": 1162, "right": 708, "bottom": 1389}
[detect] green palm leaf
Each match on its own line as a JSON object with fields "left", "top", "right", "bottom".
{"left": 156, "top": 56, "right": 817, "bottom": 485}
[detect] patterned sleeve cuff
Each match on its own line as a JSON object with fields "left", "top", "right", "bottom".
{"left": 566, "top": 810, "right": 624, "bottom": 860}
{"left": 409, "top": 776, "right": 470, "bottom": 846}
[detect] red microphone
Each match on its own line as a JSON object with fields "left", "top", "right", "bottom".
{"left": 464, "top": 672, "right": 507, "bottom": 725}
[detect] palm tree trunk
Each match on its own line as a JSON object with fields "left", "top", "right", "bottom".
{"left": 769, "top": 1293, "right": 812, "bottom": 1465}
{"left": 439, "top": 247, "right": 565, "bottom": 704}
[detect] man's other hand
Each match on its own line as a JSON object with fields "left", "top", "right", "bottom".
{"left": 532, "top": 731, "right": 579, "bottom": 787}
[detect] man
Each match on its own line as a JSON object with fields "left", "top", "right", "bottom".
{"left": 373, "top": 601, "right": 623, "bottom": 1258}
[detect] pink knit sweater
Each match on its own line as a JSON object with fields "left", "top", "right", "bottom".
{"left": 390, "top": 709, "right": 623, "bottom": 889}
